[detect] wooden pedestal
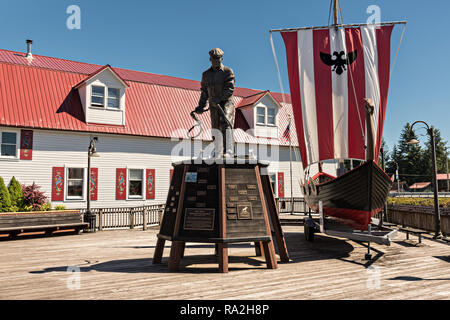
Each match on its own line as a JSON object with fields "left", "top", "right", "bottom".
{"left": 153, "top": 159, "right": 289, "bottom": 273}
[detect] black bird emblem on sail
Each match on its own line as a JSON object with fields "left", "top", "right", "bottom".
{"left": 320, "top": 50, "right": 357, "bottom": 75}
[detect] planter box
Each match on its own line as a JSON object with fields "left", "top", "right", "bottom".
{"left": 0, "top": 210, "right": 88, "bottom": 237}
{"left": 387, "top": 204, "right": 450, "bottom": 236}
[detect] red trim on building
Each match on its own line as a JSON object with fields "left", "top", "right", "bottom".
{"left": 146, "top": 169, "right": 156, "bottom": 200}
{"left": 90, "top": 168, "right": 98, "bottom": 201}
{"left": 278, "top": 172, "right": 285, "bottom": 198}
{"left": 116, "top": 168, "right": 127, "bottom": 200}
{"left": 20, "top": 130, "right": 33, "bottom": 160}
{"left": 52, "top": 167, "right": 65, "bottom": 201}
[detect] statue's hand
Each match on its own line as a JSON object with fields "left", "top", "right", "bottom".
{"left": 194, "top": 106, "right": 204, "bottom": 114}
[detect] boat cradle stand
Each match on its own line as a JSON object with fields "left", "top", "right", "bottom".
{"left": 304, "top": 201, "right": 398, "bottom": 260}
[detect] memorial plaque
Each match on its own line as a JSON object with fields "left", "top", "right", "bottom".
{"left": 228, "top": 185, "right": 237, "bottom": 190}
{"left": 247, "top": 185, "right": 257, "bottom": 190}
{"left": 207, "top": 185, "right": 217, "bottom": 190}
{"left": 238, "top": 190, "right": 248, "bottom": 195}
{"left": 183, "top": 208, "right": 215, "bottom": 231}
{"left": 195, "top": 202, "right": 206, "bottom": 208}
{"left": 171, "top": 196, "right": 176, "bottom": 201}
{"left": 229, "top": 196, "right": 239, "bottom": 202}
{"left": 185, "top": 172, "right": 198, "bottom": 183}
{"left": 237, "top": 203, "right": 253, "bottom": 220}
{"left": 170, "top": 202, "right": 175, "bottom": 207}
{"left": 227, "top": 214, "right": 238, "bottom": 220}
{"left": 227, "top": 207, "right": 237, "bottom": 214}
{"left": 227, "top": 202, "right": 236, "bottom": 208}
{"left": 187, "top": 196, "right": 197, "bottom": 202}
{"left": 198, "top": 179, "right": 208, "bottom": 184}
{"left": 198, "top": 168, "right": 209, "bottom": 173}
{"left": 248, "top": 196, "right": 258, "bottom": 201}
{"left": 197, "top": 190, "right": 207, "bottom": 196}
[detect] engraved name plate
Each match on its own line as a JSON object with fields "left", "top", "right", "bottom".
{"left": 229, "top": 196, "right": 239, "bottom": 202}
{"left": 198, "top": 168, "right": 209, "bottom": 173}
{"left": 247, "top": 185, "right": 257, "bottom": 190}
{"left": 248, "top": 196, "right": 258, "bottom": 201}
{"left": 238, "top": 190, "right": 248, "bottom": 195}
{"left": 198, "top": 179, "right": 208, "bottom": 184}
{"left": 237, "top": 203, "right": 253, "bottom": 220}
{"left": 207, "top": 185, "right": 217, "bottom": 190}
{"left": 187, "top": 196, "right": 197, "bottom": 202}
{"left": 227, "top": 214, "right": 238, "bottom": 220}
{"left": 197, "top": 191, "right": 207, "bottom": 196}
{"left": 195, "top": 203, "right": 206, "bottom": 208}
{"left": 227, "top": 185, "right": 237, "bottom": 190}
{"left": 183, "top": 208, "right": 215, "bottom": 231}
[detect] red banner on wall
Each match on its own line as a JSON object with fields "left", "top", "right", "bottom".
{"left": 146, "top": 169, "right": 156, "bottom": 200}
{"left": 20, "top": 130, "right": 33, "bottom": 160}
{"left": 116, "top": 168, "right": 127, "bottom": 200}
{"left": 278, "top": 172, "right": 285, "bottom": 198}
{"left": 52, "top": 167, "right": 65, "bottom": 201}
{"left": 90, "top": 168, "right": 98, "bottom": 201}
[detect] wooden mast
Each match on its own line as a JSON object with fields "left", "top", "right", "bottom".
{"left": 333, "top": 0, "right": 338, "bottom": 26}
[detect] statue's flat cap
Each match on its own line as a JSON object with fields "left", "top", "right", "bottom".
{"left": 209, "top": 48, "right": 224, "bottom": 58}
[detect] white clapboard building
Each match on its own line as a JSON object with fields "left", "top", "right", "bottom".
{"left": 0, "top": 42, "right": 336, "bottom": 209}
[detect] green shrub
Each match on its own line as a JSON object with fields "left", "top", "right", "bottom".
{"left": 22, "top": 205, "right": 33, "bottom": 212}
{"left": 8, "top": 177, "right": 24, "bottom": 209}
{"left": 9, "top": 205, "right": 20, "bottom": 212}
{"left": 54, "top": 205, "right": 66, "bottom": 211}
{"left": 388, "top": 197, "right": 450, "bottom": 208}
{"left": 0, "top": 177, "right": 11, "bottom": 212}
{"left": 41, "top": 202, "right": 52, "bottom": 211}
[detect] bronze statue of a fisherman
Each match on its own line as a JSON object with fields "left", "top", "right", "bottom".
{"left": 194, "top": 48, "right": 235, "bottom": 158}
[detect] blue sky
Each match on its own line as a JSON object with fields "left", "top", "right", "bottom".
{"left": 0, "top": 0, "right": 449, "bottom": 152}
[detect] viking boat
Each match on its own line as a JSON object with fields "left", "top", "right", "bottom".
{"left": 270, "top": 0, "right": 406, "bottom": 231}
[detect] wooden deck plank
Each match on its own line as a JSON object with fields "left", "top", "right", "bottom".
{"left": 0, "top": 225, "right": 448, "bottom": 300}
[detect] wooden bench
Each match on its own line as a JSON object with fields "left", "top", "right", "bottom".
{"left": 0, "top": 211, "right": 89, "bottom": 238}
{"left": 398, "top": 227, "right": 428, "bottom": 244}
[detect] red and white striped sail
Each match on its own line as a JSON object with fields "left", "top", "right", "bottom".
{"left": 281, "top": 25, "right": 393, "bottom": 169}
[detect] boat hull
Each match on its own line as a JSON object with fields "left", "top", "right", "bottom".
{"left": 304, "top": 161, "right": 392, "bottom": 231}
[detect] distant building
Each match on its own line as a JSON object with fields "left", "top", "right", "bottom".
{"left": 409, "top": 182, "right": 432, "bottom": 192}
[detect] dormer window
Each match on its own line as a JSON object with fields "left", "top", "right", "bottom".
{"left": 91, "top": 85, "right": 105, "bottom": 107}
{"left": 108, "top": 88, "right": 120, "bottom": 109}
{"left": 256, "top": 106, "right": 277, "bottom": 126}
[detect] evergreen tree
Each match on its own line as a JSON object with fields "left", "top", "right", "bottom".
{"left": 8, "top": 176, "right": 24, "bottom": 209}
{"left": 0, "top": 177, "right": 11, "bottom": 212}
{"left": 396, "top": 123, "right": 426, "bottom": 186}
{"left": 423, "top": 127, "right": 448, "bottom": 176}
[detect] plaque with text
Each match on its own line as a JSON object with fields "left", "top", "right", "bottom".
{"left": 183, "top": 208, "right": 215, "bottom": 231}
{"left": 237, "top": 203, "right": 253, "bottom": 220}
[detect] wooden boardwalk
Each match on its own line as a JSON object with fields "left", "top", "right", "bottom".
{"left": 0, "top": 224, "right": 449, "bottom": 300}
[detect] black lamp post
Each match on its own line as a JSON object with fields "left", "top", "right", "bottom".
{"left": 407, "top": 121, "right": 442, "bottom": 239}
{"left": 84, "top": 137, "right": 99, "bottom": 233}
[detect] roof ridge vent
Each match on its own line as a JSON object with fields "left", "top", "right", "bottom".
{"left": 25, "top": 39, "right": 34, "bottom": 64}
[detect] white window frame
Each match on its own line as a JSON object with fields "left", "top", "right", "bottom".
{"left": 269, "top": 173, "right": 278, "bottom": 197}
{"left": 127, "top": 168, "right": 144, "bottom": 200}
{"left": 65, "top": 167, "right": 86, "bottom": 201}
{"left": 90, "top": 85, "right": 122, "bottom": 111}
{"left": 255, "top": 105, "right": 277, "bottom": 127}
{"left": 0, "top": 130, "right": 19, "bottom": 160}
{"left": 107, "top": 87, "right": 121, "bottom": 110}
{"left": 91, "top": 85, "right": 106, "bottom": 108}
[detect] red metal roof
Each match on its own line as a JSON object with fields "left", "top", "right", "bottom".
{"left": 0, "top": 48, "right": 295, "bottom": 146}
{"left": 409, "top": 182, "right": 431, "bottom": 189}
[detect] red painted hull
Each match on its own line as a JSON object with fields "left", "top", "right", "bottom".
{"left": 304, "top": 161, "right": 392, "bottom": 231}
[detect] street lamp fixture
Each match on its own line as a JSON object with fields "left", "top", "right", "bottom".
{"left": 84, "top": 137, "right": 99, "bottom": 233}
{"left": 407, "top": 121, "right": 442, "bottom": 239}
